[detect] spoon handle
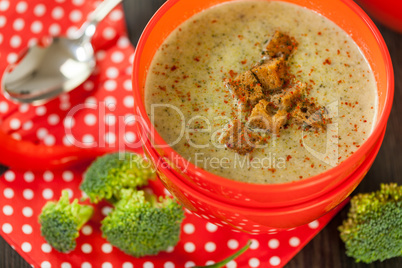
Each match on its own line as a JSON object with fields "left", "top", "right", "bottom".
{"left": 78, "top": 0, "right": 123, "bottom": 42}
{"left": 89, "top": 0, "right": 123, "bottom": 25}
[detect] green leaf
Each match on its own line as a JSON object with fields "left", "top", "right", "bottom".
{"left": 192, "top": 240, "right": 252, "bottom": 268}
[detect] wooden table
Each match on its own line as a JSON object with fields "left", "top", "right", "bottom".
{"left": 1, "top": 0, "right": 401, "bottom": 267}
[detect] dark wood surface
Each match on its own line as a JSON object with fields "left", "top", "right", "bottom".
{"left": 1, "top": 0, "right": 401, "bottom": 267}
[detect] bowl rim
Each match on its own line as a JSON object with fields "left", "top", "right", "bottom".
{"left": 132, "top": 0, "right": 394, "bottom": 192}
{"left": 146, "top": 127, "right": 385, "bottom": 215}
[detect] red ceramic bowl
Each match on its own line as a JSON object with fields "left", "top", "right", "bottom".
{"left": 133, "top": 0, "right": 394, "bottom": 208}
{"left": 143, "top": 128, "right": 385, "bottom": 231}
{"left": 354, "top": 0, "right": 402, "bottom": 33}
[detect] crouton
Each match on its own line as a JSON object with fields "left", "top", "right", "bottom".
{"left": 272, "top": 109, "right": 289, "bottom": 133}
{"left": 291, "top": 101, "right": 327, "bottom": 130}
{"left": 226, "top": 70, "right": 264, "bottom": 106}
{"left": 248, "top": 99, "right": 288, "bottom": 134}
{"left": 251, "top": 58, "right": 286, "bottom": 91}
{"left": 248, "top": 99, "right": 273, "bottom": 130}
{"left": 263, "top": 31, "right": 298, "bottom": 59}
{"left": 270, "top": 82, "right": 305, "bottom": 111}
{"left": 219, "top": 119, "right": 261, "bottom": 155}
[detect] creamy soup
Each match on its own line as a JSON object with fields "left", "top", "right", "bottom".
{"left": 145, "top": 1, "right": 377, "bottom": 184}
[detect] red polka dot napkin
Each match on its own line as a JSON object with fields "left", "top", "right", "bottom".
{"left": 0, "top": 1, "right": 347, "bottom": 267}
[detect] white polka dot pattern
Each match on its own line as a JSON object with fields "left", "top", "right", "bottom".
{"left": 81, "top": 243, "right": 92, "bottom": 254}
{"left": 3, "top": 188, "right": 14, "bottom": 199}
{"left": 81, "top": 262, "right": 92, "bottom": 268}
{"left": 308, "top": 220, "right": 320, "bottom": 229}
{"left": 41, "top": 261, "right": 51, "bottom": 268}
{"left": 2, "top": 223, "right": 13, "bottom": 234}
{"left": 22, "top": 224, "right": 33, "bottom": 234}
{"left": 227, "top": 239, "right": 239, "bottom": 250}
{"left": 21, "top": 242, "right": 32, "bottom": 252}
{"left": 61, "top": 262, "right": 72, "bottom": 268}
{"left": 184, "top": 242, "right": 196, "bottom": 253}
{"left": 183, "top": 223, "right": 195, "bottom": 234}
{"left": 34, "top": 5, "right": 46, "bottom": 17}
{"left": 122, "top": 263, "right": 133, "bottom": 268}
{"left": 22, "top": 207, "right": 33, "bottom": 217}
{"left": 101, "top": 243, "right": 113, "bottom": 254}
{"left": 289, "top": 237, "right": 301, "bottom": 247}
{"left": 41, "top": 243, "right": 52, "bottom": 253}
{"left": 81, "top": 225, "right": 93, "bottom": 236}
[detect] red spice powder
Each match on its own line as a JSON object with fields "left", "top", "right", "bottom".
{"left": 323, "top": 58, "right": 331, "bottom": 65}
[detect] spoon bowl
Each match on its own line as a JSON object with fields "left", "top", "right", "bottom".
{"left": 2, "top": 36, "right": 95, "bottom": 105}
{"left": 1, "top": 0, "right": 122, "bottom": 105}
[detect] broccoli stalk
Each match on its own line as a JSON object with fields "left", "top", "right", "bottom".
{"left": 80, "top": 152, "right": 155, "bottom": 203}
{"left": 339, "top": 183, "right": 402, "bottom": 263}
{"left": 38, "top": 190, "right": 93, "bottom": 253}
{"left": 193, "top": 240, "right": 252, "bottom": 268}
{"left": 101, "top": 189, "right": 185, "bottom": 257}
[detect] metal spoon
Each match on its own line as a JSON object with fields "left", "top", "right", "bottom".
{"left": 1, "top": 0, "right": 123, "bottom": 105}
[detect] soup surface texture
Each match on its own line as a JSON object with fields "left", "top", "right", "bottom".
{"left": 145, "top": 1, "right": 377, "bottom": 184}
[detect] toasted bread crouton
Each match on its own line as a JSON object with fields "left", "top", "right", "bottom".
{"left": 291, "top": 101, "right": 327, "bottom": 130}
{"left": 219, "top": 119, "right": 261, "bottom": 155}
{"left": 226, "top": 70, "right": 264, "bottom": 106}
{"left": 248, "top": 99, "right": 288, "bottom": 134}
{"left": 248, "top": 99, "right": 273, "bottom": 130}
{"left": 251, "top": 58, "right": 286, "bottom": 91}
{"left": 272, "top": 109, "right": 288, "bottom": 133}
{"left": 263, "top": 31, "right": 298, "bottom": 59}
{"left": 271, "top": 82, "right": 305, "bottom": 111}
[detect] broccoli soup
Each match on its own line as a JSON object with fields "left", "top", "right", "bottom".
{"left": 145, "top": 1, "right": 377, "bottom": 184}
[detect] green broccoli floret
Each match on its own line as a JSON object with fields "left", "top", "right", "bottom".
{"left": 81, "top": 152, "right": 184, "bottom": 257}
{"left": 38, "top": 190, "right": 93, "bottom": 253}
{"left": 339, "top": 183, "right": 402, "bottom": 263}
{"left": 80, "top": 152, "right": 155, "bottom": 203}
{"left": 101, "top": 189, "right": 185, "bottom": 257}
